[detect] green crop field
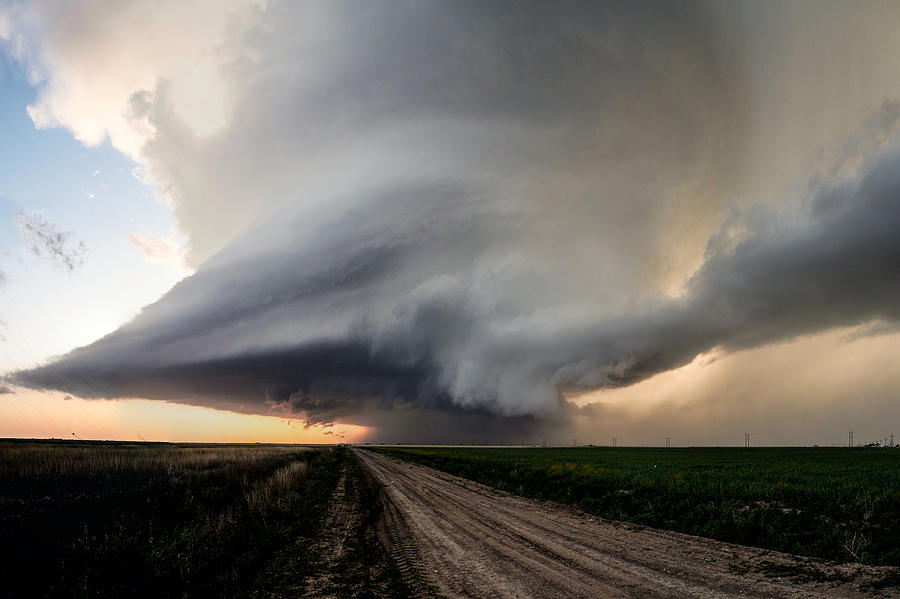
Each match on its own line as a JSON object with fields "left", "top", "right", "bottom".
{"left": 374, "top": 446, "right": 900, "bottom": 567}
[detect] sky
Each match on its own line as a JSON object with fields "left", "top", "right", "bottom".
{"left": 1, "top": 0, "right": 900, "bottom": 445}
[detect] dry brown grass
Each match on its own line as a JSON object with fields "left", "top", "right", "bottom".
{"left": 0, "top": 441, "right": 312, "bottom": 480}
{"left": 0, "top": 440, "right": 337, "bottom": 598}
{"left": 246, "top": 460, "right": 311, "bottom": 516}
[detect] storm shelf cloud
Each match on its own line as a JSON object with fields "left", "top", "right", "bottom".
{"left": 8, "top": 0, "right": 900, "bottom": 440}
{"left": 15, "top": 145, "right": 900, "bottom": 425}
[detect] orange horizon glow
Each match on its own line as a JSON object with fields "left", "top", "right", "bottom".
{"left": 0, "top": 386, "right": 370, "bottom": 444}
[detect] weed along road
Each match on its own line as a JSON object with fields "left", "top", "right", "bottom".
{"left": 355, "top": 449, "right": 888, "bottom": 599}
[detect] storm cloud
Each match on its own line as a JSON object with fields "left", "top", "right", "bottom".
{"left": 9, "top": 1, "right": 900, "bottom": 438}
{"left": 15, "top": 140, "right": 900, "bottom": 423}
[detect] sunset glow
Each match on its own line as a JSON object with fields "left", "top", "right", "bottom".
{"left": 0, "top": 387, "right": 369, "bottom": 443}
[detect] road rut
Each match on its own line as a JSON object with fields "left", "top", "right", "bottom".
{"left": 356, "top": 449, "right": 888, "bottom": 598}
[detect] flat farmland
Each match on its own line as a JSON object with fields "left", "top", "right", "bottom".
{"left": 373, "top": 447, "right": 900, "bottom": 568}
{"left": 4, "top": 440, "right": 898, "bottom": 597}
{"left": 0, "top": 441, "right": 406, "bottom": 599}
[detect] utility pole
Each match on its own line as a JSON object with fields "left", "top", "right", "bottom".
{"left": 665, "top": 436, "right": 671, "bottom": 448}
{"left": 744, "top": 433, "right": 750, "bottom": 448}
{"left": 891, "top": 433, "right": 895, "bottom": 447}
{"left": 849, "top": 430, "right": 854, "bottom": 447}
{"left": 612, "top": 436, "right": 617, "bottom": 448}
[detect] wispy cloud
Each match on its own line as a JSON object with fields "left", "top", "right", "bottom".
{"left": 840, "top": 320, "right": 900, "bottom": 344}
{"left": 14, "top": 211, "right": 86, "bottom": 272}
{"left": 128, "top": 232, "right": 189, "bottom": 270}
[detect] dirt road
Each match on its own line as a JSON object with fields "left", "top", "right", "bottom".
{"left": 356, "top": 449, "right": 888, "bottom": 599}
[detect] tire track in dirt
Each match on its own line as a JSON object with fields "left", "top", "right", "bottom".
{"left": 356, "top": 448, "right": 890, "bottom": 599}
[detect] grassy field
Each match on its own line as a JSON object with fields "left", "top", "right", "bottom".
{"left": 374, "top": 446, "right": 900, "bottom": 567}
{"left": 0, "top": 440, "right": 403, "bottom": 598}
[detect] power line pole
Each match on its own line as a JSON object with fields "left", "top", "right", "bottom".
{"left": 890, "top": 433, "right": 895, "bottom": 447}
{"left": 849, "top": 430, "right": 854, "bottom": 447}
{"left": 744, "top": 433, "right": 750, "bottom": 448}
{"left": 665, "top": 436, "right": 671, "bottom": 448}
{"left": 612, "top": 436, "right": 617, "bottom": 448}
